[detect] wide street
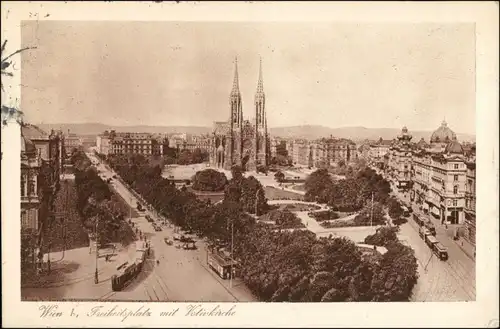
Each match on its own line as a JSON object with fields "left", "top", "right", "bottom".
{"left": 86, "top": 152, "right": 257, "bottom": 302}
{"left": 398, "top": 219, "right": 474, "bottom": 301}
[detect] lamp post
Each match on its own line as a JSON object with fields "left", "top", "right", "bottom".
{"left": 370, "top": 192, "right": 374, "bottom": 227}
{"left": 94, "top": 216, "right": 99, "bottom": 284}
{"left": 230, "top": 218, "right": 234, "bottom": 289}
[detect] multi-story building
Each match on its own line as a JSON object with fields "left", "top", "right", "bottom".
{"left": 181, "top": 135, "right": 211, "bottom": 153}
{"left": 20, "top": 124, "right": 62, "bottom": 275}
{"left": 63, "top": 130, "right": 82, "bottom": 155}
{"left": 310, "top": 142, "right": 327, "bottom": 168}
{"left": 464, "top": 161, "right": 476, "bottom": 246}
{"left": 411, "top": 139, "right": 467, "bottom": 225}
{"left": 96, "top": 132, "right": 111, "bottom": 155}
{"left": 21, "top": 134, "right": 42, "bottom": 274}
{"left": 291, "top": 139, "right": 311, "bottom": 167}
{"left": 387, "top": 126, "right": 413, "bottom": 190}
{"left": 368, "top": 137, "right": 393, "bottom": 164}
{"left": 99, "top": 130, "right": 154, "bottom": 156}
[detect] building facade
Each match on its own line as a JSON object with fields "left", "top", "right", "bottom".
{"left": 387, "top": 126, "right": 413, "bottom": 190}
{"left": 411, "top": 139, "right": 468, "bottom": 225}
{"left": 20, "top": 124, "right": 62, "bottom": 275}
{"left": 210, "top": 58, "right": 269, "bottom": 171}
{"left": 291, "top": 140, "right": 312, "bottom": 167}
{"left": 464, "top": 161, "right": 476, "bottom": 246}
{"left": 369, "top": 137, "right": 393, "bottom": 165}
{"left": 63, "top": 130, "right": 82, "bottom": 155}
{"left": 98, "top": 131, "right": 155, "bottom": 156}
{"left": 96, "top": 132, "right": 111, "bottom": 155}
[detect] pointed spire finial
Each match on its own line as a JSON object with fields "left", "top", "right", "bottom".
{"left": 231, "top": 56, "right": 240, "bottom": 95}
{"left": 256, "top": 56, "right": 264, "bottom": 94}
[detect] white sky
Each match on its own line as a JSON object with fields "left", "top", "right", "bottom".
{"left": 20, "top": 21, "right": 476, "bottom": 134}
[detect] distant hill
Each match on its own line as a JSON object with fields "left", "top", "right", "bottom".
{"left": 36, "top": 123, "right": 212, "bottom": 136}
{"left": 269, "top": 125, "right": 476, "bottom": 143}
{"left": 36, "top": 123, "right": 475, "bottom": 143}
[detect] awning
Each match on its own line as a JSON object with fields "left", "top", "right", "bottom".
{"left": 431, "top": 207, "right": 439, "bottom": 215}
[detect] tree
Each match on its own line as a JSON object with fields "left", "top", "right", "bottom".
{"left": 364, "top": 226, "right": 399, "bottom": 247}
{"left": 263, "top": 209, "right": 302, "bottom": 228}
{"left": 231, "top": 165, "right": 243, "bottom": 181}
{"left": 304, "top": 169, "right": 332, "bottom": 203}
{"left": 191, "top": 148, "right": 209, "bottom": 164}
{"left": 192, "top": 169, "right": 228, "bottom": 192}
{"left": 240, "top": 176, "right": 268, "bottom": 215}
{"left": 308, "top": 271, "right": 337, "bottom": 302}
{"left": 370, "top": 243, "right": 419, "bottom": 301}
{"left": 353, "top": 201, "right": 386, "bottom": 226}
{"left": 274, "top": 170, "right": 285, "bottom": 183}
{"left": 256, "top": 165, "right": 268, "bottom": 175}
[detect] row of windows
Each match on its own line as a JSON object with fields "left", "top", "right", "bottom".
{"left": 20, "top": 176, "right": 37, "bottom": 197}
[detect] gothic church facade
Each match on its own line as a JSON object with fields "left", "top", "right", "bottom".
{"left": 210, "top": 58, "right": 269, "bottom": 172}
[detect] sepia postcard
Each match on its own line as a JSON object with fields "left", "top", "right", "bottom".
{"left": 1, "top": 1, "right": 499, "bottom": 328}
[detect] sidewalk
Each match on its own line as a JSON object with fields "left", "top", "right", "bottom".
{"left": 21, "top": 243, "right": 138, "bottom": 289}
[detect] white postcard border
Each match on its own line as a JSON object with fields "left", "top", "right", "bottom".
{"left": 1, "top": 1, "right": 498, "bottom": 328}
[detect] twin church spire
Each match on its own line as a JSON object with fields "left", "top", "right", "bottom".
{"left": 229, "top": 56, "right": 266, "bottom": 128}
{"left": 230, "top": 56, "right": 265, "bottom": 97}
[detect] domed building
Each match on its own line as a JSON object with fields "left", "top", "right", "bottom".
{"left": 430, "top": 119, "right": 457, "bottom": 144}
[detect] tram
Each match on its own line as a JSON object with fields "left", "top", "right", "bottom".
{"left": 111, "top": 245, "right": 149, "bottom": 291}
{"left": 207, "top": 250, "right": 237, "bottom": 280}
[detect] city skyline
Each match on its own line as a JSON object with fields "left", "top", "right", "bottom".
{"left": 21, "top": 21, "right": 476, "bottom": 135}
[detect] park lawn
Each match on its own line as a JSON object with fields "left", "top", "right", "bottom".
{"left": 264, "top": 186, "right": 304, "bottom": 201}
{"left": 291, "top": 184, "right": 306, "bottom": 191}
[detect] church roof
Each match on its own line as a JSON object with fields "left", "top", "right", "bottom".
{"left": 213, "top": 121, "right": 230, "bottom": 135}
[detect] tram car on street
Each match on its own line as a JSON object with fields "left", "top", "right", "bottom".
{"left": 207, "top": 250, "right": 237, "bottom": 280}
{"left": 413, "top": 214, "right": 425, "bottom": 227}
{"left": 419, "top": 226, "right": 430, "bottom": 239}
{"left": 111, "top": 245, "right": 149, "bottom": 291}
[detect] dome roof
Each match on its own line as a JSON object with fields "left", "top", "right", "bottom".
{"left": 430, "top": 120, "right": 456, "bottom": 143}
{"left": 445, "top": 140, "right": 464, "bottom": 154}
{"left": 21, "top": 134, "right": 36, "bottom": 154}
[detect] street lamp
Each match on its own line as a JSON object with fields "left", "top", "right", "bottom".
{"left": 94, "top": 216, "right": 99, "bottom": 284}
{"left": 230, "top": 218, "right": 234, "bottom": 289}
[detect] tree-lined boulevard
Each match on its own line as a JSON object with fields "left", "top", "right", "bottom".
{"left": 21, "top": 148, "right": 476, "bottom": 302}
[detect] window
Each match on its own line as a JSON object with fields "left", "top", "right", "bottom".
{"left": 453, "top": 200, "right": 457, "bottom": 207}
{"left": 21, "top": 175, "right": 26, "bottom": 197}
{"left": 28, "top": 178, "right": 36, "bottom": 195}
{"left": 453, "top": 185, "right": 458, "bottom": 194}
{"left": 454, "top": 175, "right": 458, "bottom": 181}
{"left": 454, "top": 164, "right": 459, "bottom": 169}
